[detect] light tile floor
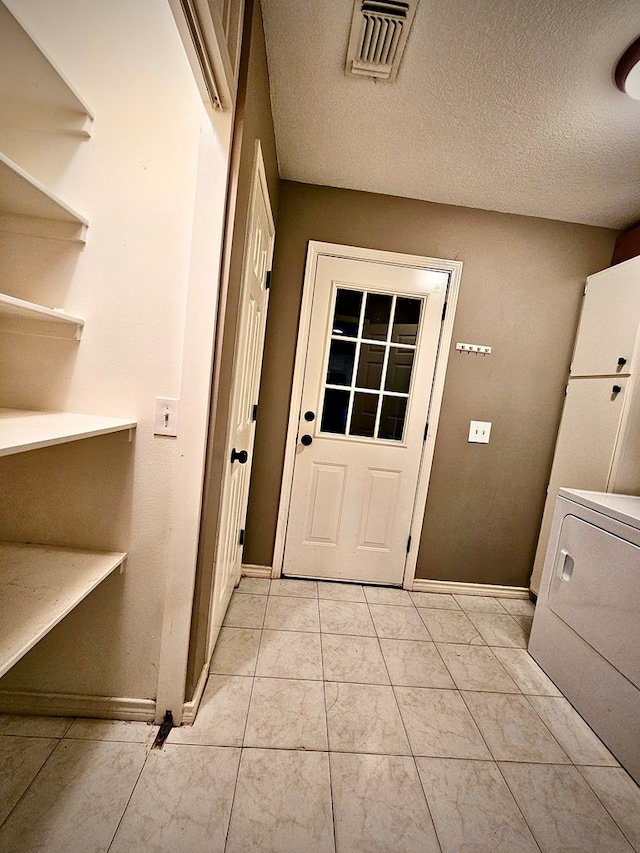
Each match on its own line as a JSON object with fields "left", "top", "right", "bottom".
{"left": 1, "top": 577, "right": 639, "bottom": 852}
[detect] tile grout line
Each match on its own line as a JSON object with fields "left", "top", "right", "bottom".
{"left": 520, "top": 693, "right": 573, "bottom": 764}
{"left": 454, "top": 684, "right": 544, "bottom": 852}
{"left": 0, "top": 731, "right": 66, "bottom": 833}
{"left": 482, "top": 642, "right": 524, "bottom": 693}
{"left": 258, "top": 581, "right": 335, "bottom": 850}
{"left": 519, "top": 691, "right": 616, "bottom": 770}
{"left": 317, "top": 589, "right": 339, "bottom": 853}
{"left": 371, "top": 594, "right": 446, "bottom": 853}
{"left": 492, "top": 759, "right": 544, "bottom": 852}
{"left": 576, "top": 767, "right": 640, "bottom": 851}
{"left": 222, "top": 587, "right": 267, "bottom": 853}
{"left": 105, "top": 742, "right": 153, "bottom": 852}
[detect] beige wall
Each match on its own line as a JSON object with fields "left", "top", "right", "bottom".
{"left": 186, "top": 0, "right": 279, "bottom": 696}
{"left": 244, "top": 181, "right": 617, "bottom": 587}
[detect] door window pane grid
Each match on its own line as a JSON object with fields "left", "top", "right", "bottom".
{"left": 321, "top": 287, "right": 423, "bottom": 441}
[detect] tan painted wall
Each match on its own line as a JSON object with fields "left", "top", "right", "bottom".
{"left": 244, "top": 181, "right": 617, "bottom": 587}
{"left": 186, "top": 0, "right": 279, "bottom": 696}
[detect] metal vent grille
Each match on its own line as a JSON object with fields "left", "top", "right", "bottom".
{"left": 346, "top": 0, "right": 418, "bottom": 82}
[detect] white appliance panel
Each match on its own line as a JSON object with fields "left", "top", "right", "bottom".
{"left": 530, "top": 489, "right": 640, "bottom": 784}
{"left": 548, "top": 514, "right": 640, "bottom": 689}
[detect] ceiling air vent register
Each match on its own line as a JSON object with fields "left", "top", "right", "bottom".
{"left": 345, "top": 0, "right": 419, "bottom": 82}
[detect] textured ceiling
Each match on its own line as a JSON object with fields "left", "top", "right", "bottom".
{"left": 260, "top": 0, "right": 640, "bottom": 229}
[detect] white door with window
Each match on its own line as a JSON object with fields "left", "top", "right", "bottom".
{"left": 282, "top": 253, "right": 451, "bottom": 585}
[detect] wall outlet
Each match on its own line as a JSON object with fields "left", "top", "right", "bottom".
{"left": 154, "top": 397, "right": 179, "bottom": 436}
{"left": 468, "top": 420, "right": 491, "bottom": 443}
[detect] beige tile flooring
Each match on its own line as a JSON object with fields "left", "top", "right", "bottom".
{"left": 1, "top": 577, "right": 639, "bottom": 851}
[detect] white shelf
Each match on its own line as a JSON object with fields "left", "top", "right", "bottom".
{"left": 0, "top": 408, "right": 136, "bottom": 457}
{"left": 0, "top": 541, "right": 126, "bottom": 678}
{"left": 0, "top": 153, "right": 88, "bottom": 242}
{"left": 0, "top": 292, "right": 84, "bottom": 339}
{"left": 0, "top": 1, "right": 94, "bottom": 135}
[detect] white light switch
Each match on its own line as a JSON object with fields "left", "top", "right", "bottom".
{"left": 154, "top": 397, "right": 179, "bottom": 436}
{"left": 468, "top": 420, "right": 491, "bottom": 443}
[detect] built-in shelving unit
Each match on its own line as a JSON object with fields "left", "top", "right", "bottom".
{"left": 0, "top": 1, "right": 94, "bottom": 135}
{"left": 0, "top": 542, "right": 126, "bottom": 678}
{"left": 0, "top": 292, "right": 84, "bottom": 339}
{"left": 0, "top": 408, "right": 136, "bottom": 457}
{"left": 0, "top": 4, "right": 127, "bottom": 688}
{"left": 0, "top": 152, "right": 88, "bottom": 242}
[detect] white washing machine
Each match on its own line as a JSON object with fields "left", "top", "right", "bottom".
{"left": 529, "top": 488, "right": 640, "bottom": 783}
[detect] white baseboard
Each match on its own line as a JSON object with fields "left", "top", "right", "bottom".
{"left": 239, "top": 568, "right": 530, "bottom": 598}
{"left": 0, "top": 690, "right": 156, "bottom": 721}
{"left": 180, "top": 661, "right": 210, "bottom": 726}
{"left": 412, "top": 578, "right": 531, "bottom": 599}
{"left": 241, "top": 563, "right": 272, "bottom": 578}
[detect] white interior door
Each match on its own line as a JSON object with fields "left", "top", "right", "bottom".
{"left": 206, "top": 143, "right": 274, "bottom": 659}
{"left": 282, "top": 255, "right": 450, "bottom": 585}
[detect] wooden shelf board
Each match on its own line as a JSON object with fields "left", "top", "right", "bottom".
{"left": 0, "top": 153, "right": 88, "bottom": 242}
{"left": 0, "top": 541, "right": 126, "bottom": 678}
{"left": 0, "top": 409, "right": 137, "bottom": 457}
{"left": 0, "top": 2, "right": 93, "bottom": 133}
{"left": 0, "top": 292, "right": 84, "bottom": 339}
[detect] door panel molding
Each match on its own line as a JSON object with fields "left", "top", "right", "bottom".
{"left": 273, "top": 242, "right": 463, "bottom": 588}
{"left": 304, "top": 463, "right": 347, "bottom": 544}
{"left": 358, "top": 468, "right": 400, "bottom": 551}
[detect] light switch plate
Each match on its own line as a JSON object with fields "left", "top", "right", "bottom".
{"left": 469, "top": 420, "right": 491, "bottom": 443}
{"left": 154, "top": 397, "right": 179, "bottom": 436}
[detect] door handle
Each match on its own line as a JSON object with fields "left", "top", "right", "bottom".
{"left": 617, "top": 357, "right": 627, "bottom": 367}
{"left": 612, "top": 385, "right": 622, "bottom": 395}
{"left": 304, "top": 410, "right": 315, "bottom": 422}
{"left": 300, "top": 434, "right": 313, "bottom": 446}
{"left": 230, "top": 448, "right": 248, "bottom": 464}
{"left": 557, "top": 548, "right": 574, "bottom": 582}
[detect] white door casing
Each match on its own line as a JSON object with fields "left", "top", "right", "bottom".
{"left": 276, "top": 244, "right": 462, "bottom": 587}
{"left": 206, "top": 141, "right": 274, "bottom": 660}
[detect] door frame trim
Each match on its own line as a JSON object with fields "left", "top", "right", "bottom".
{"left": 272, "top": 241, "right": 463, "bottom": 588}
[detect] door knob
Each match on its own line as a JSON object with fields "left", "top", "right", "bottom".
{"left": 617, "top": 357, "right": 627, "bottom": 367}
{"left": 304, "top": 410, "right": 315, "bottom": 422}
{"left": 300, "top": 434, "right": 313, "bottom": 446}
{"left": 612, "top": 385, "right": 622, "bottom": 394}
{"left": 230, "top": 448, "right": 248, "bottom": 464}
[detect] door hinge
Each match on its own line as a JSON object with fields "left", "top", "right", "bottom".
{"left": 423, "top": 422, "right": 429, "bottom": 441}
{"left": 252, "top": 403, "right": 258, "bottom": 422}
{"left": 265, "top": 270, "right": 272, "bottom": 290}
{"left": 441, "top": 300, "right": 448, "bottom": 322}
{"left": 239, "top": 528, "right": 245, "bottom": 546}
{"left": 152, "top": 710, "right": 174, "bottom": 750}
{"left": 406, "top": 534, "right": 412, "bottom": 553}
